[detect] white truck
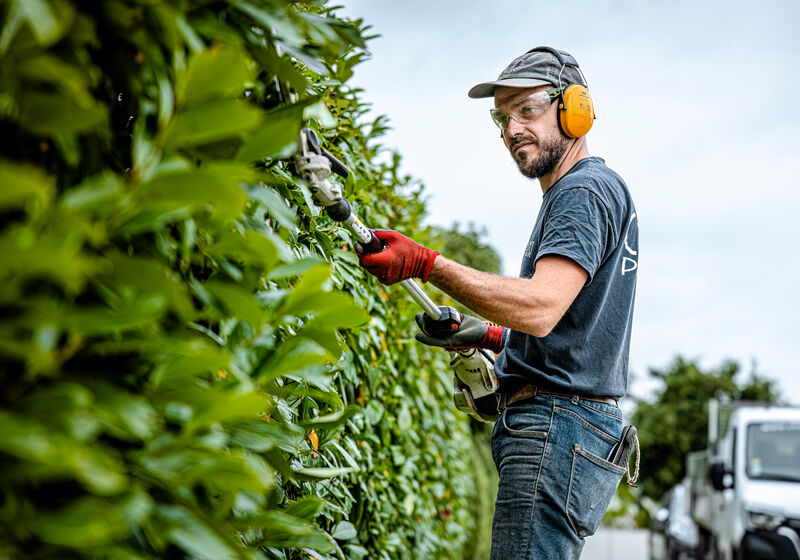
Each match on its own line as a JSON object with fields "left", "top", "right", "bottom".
{"left": 687, "top": 399, "right": 800, "bottom": 560}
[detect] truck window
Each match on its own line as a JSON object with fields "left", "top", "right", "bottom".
{"left": 746, "top": 422, "right": 800, "bottom": 482}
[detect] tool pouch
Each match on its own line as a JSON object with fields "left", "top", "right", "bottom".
{"left": 606, "top": 424, "right": 640, "bottom": 486}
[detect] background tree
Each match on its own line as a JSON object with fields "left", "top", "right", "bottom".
{"left": 429, "top": 222, "right": 502, "bottom": 276}
{"left": 627, "top": 357, "right": 779, "bottom": 525}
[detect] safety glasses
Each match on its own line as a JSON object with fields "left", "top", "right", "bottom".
{"left": 489, "top": 87, "right": 564, "bottom": 131}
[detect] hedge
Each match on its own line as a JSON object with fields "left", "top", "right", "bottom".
{"left": 0, "top": 1, "right": 482, "bottom": 559}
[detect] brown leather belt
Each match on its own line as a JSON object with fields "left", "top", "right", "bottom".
{"left": 501, "top": 383, "right": 618, "bottom": 410}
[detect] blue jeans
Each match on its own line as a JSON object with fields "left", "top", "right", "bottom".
{"left": 490, "top": 393, "right": 626, "bottom": 559}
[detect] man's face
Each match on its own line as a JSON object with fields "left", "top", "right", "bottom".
{"left": 494, "top": 85, "right": 571, "bottom": 179}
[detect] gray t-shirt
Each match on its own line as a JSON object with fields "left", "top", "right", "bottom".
{"left": 495, "top": 157, "right": 638, "bottom": 399}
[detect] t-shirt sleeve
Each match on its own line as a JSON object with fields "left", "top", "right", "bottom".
{"left": 536, "top": 187, "right": 610, "bottom": 283}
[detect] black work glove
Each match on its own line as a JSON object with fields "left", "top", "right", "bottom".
{"left": 414, "top": 306, "right": 507, "bottom": 354}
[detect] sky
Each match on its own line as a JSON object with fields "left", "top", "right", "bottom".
{"left": 337, "top": 0, "right": 800, "bottom": 404}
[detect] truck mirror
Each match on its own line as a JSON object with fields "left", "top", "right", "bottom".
{"left": 722, "top": 472, "right": 734, "bottom": 489}
{"left": 709, "top": 460, "right": 734, "bottom": 491}
{"left": 652, "top": 507, "right": 669, "bottom": 529}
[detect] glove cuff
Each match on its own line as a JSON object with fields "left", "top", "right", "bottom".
{"left": 419, "top": 250, "right": 439, "bottom": 283}
{"left": 480, "top": 324, "right": 508, "bottom": 354}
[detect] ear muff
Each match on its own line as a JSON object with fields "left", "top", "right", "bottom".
{"left": 557, "top": 84, "right": 594, "bottom": 138}
{"left": 524, "top": 46, "right": 595, "bottom": 138}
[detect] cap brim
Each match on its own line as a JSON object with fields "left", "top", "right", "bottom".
{"left": 468, "top": 77, "right": 553, "bottom": 99}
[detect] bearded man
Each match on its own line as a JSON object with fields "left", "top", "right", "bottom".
{"left": 357, "top": 47, "right": 639, "bottom": 559}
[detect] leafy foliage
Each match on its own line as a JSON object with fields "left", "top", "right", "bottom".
{"left": 0, "top": 1, "right": 479, "bottom": 559}
{"left": 430, "top": 222, "right": 501, "bottom": 276}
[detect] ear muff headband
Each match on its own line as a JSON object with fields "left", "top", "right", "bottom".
{"left": 525, "top": 46, "right": 595, "bottom": 138}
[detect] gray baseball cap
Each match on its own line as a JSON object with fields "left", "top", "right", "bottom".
{"left": 468, "top": 46, "right": 587, "bottom": 99}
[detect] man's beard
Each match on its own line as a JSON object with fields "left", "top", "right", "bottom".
{"left": 510, "top": 134, "right": 570, "bottom": 179}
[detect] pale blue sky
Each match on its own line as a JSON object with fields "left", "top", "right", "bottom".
{"left": 339, "top": 0, "right": 800, "bottom": 403}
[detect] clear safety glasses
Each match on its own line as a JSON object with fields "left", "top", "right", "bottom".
{"left": 489, "top": 87, "right": 564, "bottom": 131}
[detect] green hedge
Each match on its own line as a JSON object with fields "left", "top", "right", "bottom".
{"left": 0, "top": 2, "right": 479, "bottom": 559}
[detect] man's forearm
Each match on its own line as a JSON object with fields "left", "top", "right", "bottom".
{"left": 427, "top": 256, "right": 564, "bottom": 337}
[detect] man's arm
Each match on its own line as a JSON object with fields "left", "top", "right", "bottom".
{"left": 356, "top": 229, "right": 587, "bottom": 338}
{"left": 428, "top": 254, "right": 587, "bottom": 338}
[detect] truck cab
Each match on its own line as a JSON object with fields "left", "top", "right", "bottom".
{"left": 693, "top": 403, "right": 800, "bottom": 560}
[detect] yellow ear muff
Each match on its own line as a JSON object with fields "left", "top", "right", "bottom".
{"left": 557, "top": 84, "right": 594, "bottom": 138}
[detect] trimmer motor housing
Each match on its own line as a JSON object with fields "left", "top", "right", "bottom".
{"left": 449, "top": 349, "right": 500, "bottom": 422}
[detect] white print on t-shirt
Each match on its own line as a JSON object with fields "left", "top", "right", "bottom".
{"left": 524, "top": 240, "right": 536, "bottom": 258}
{"left": 622, "top": 213, "right": 638, "bottom": 276}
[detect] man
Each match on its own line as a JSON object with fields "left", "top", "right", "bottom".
{"left": 357, "top": 47, "right": 638, "bottom": 559}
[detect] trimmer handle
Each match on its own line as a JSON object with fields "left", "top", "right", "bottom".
{"left": 294, "top": 128, "right": 443, "bottom": 322}
{"left": 421, "top": 306, "right": 462, "bottom": 338}
{"left": 358, "top": 231, "right": 385, "bottom": 255}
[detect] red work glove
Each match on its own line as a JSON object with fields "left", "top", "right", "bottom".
{"left": 357, "top": 230, "right": 439, "bottom": 285}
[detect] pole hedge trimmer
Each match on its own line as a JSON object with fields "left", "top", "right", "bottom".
{"left": 293, "top": 128, "right": 499, "bottom": 422}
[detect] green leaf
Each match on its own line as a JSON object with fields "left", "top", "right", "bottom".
{"left": 147, "top": 338, "right": 232, "bottom": 390}
{"left": 279, "top": 263, "right": 333, "bottom": 316}
{"left": 180, "top": 47, "right": 254, "bottom": 107}
{"left": 99, "top": 252, "right": 194, "bottom": 319}
{"left": 251, "top": 42, "right": 309, "bottom": 93}
{"left": 8, "top": 0, "right": 72, "bottom": 47}
{"left": 18, "top": 91, "right": 106, "bottom": 136}
{"left": 299, "top": 405, "right": 360, "bottom": 430}
{"left": 254, "top": 337, "right": 330, "bottom": 383}
{"left": 279, "top": 42, "right": 328, "bottom": 75}
{"left": 301, "top": 293, "right": 369, "bottom": 330}
{"left": 228, "top": 1, "right": 304, "bottom": 48}
{"left": 247, "top": 185, "right": 297, "bottom": 229}
{"left": 0, "top": 411, "right": 128, "bottom": 495}
{"left": 207, "top": 230, "right": 280, "bottom": 272}
{"left": 230, "top": 420, "right": 298, "bottom": 453}
{"left": 18, "top": 53, "right": 93, "bottom": 105}
{"left": 186, "top": 389, "right": 267, "bottom": 433}
{"left": 88, "top": 382, "right": 161, "bottom": 441}
{"left": 0, "top": 230, "right": 94, "bottom": 294}
{"left": 345, "top": 544, "right": 369, "bottom": 560}
{"left": 291, "top": 466, "right": 357, "bottom": 481}
{"left": 331, "top": 520, "right": 357, "bottom": 541}
{"left": 267, "top": 256, "right": 324, "bottom": 280}
{"left": 235, "top": 510, "right": 333, "bottom": 551}
{"left": 284, "top": 496, "right": 326, "bottom": 521}
{"left": 63, "top": 295, "right": 169, "bottom": 336}
{"left": 0, "top": 158, "right": 54, "bottom": 212}
{"left": 206, "top": 281, "right": 264, "bottom": 328}
{"left": 236, "top": 102, "right": 305, "bottom": 161}
{"left": 193, "top": 452, "right": 274, "bottom": 493}
{"left": 61, "top": 172, "right": 125, "bottom": 213}
{"left": 121, "top": 162, "right": 253, "bottom": 231}
{"left": 303, "top": 99, "right": 337, "bottom": 129}
{"left": 164, "top": 99, "right": 263, "bottom": 149}
{"left": 296, "top": 325, "right": 343, "bottom": 359}
{"left": 327, "top": 440, "right": 360, "bottom": 470}
{"left": 29, "top": 491, "right": 153, "bottom": 548}
{"left": 158, "top": 506, "right": 241, "bottom": 560}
